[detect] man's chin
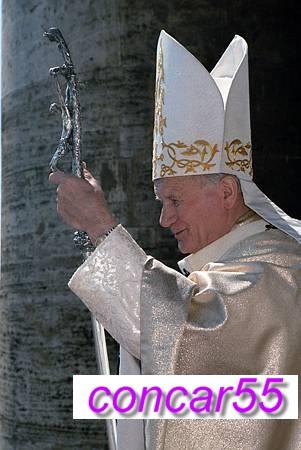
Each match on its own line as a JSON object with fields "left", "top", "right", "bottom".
{"left": 177, "top": 240, "right": 190, "bottom": 255}
{"left": 178, "top": 239, "right": 205, "bottom": 255}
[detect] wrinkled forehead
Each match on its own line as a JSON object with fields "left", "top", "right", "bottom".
{"left": 153, "top": 175, "right": 200, "bottom": 198}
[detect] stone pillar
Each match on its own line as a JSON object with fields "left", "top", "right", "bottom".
{"left": 1, "top": 1, "right": 299, "bottom": 449}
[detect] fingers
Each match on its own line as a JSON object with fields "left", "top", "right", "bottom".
{"left": 49, "top": 163, "right": 97, "bottom": 187}
{"left": 82, "top": 162, "right": 94, "bottom": 181}
{"left": 48, "top": 162, "right": 114, "bottom": 235}
{"left": 49, "top": 170, "right": 91, "bottom": 192}
{"left": 56, "top": 194, "right": 83, "bottom": 230}
{"left": 83, "top": 167, "right": 93, "bottom": 181}
{"left": 82, "top": 163, "right": 102, "bottom": 191}
{"left": 49, "top": 169, "right": 71, "bottom": 185}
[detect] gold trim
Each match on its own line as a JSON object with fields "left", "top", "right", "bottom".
{"left": 153, "top": 39, "right": 167, "bottom": 178}
{"left": 158, "top": 140, "right": 219, "bottom": 177}
{"left": 153, "top": 41, "right": 166, "bottom": 138}
{"left": 225, "top": 139, "right": 253, "bottom": 176}
{"left": 152, "top": 43, "right": 252, "bottom": 180}
{"left": 235, "top": 209, "right": 258, "bottom": 226}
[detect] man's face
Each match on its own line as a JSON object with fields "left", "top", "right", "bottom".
{"left": 154, "top": 175, "right": 228, "bottom": 254}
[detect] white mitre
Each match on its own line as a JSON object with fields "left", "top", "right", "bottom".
{"left": 152, "top": 30, "right": 301, "bottom": 243}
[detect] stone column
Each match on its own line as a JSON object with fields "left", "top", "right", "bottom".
{"left": 1, "top": 1, "right": 298, "bottom": 449}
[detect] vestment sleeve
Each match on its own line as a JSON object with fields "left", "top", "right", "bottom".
{"left": 141, "top": 239, "right": 301, "bottom": 376}
{"left": 68, "top": 224, "right": 147, "bottom": 359}
{"left": 69, "top": 225, "right": 301, "bottom": 378}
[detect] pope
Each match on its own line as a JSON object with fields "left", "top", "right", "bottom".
{"left": 50, "top": 31, "right": 301, "bottom": 450}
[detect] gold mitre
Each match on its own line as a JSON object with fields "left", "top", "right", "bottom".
{"left": 152, "top": 31, "right": 301, "bottom": 243}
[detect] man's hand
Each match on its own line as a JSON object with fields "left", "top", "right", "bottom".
{"left": 49, "top": 165, "right": 117, "bottom": 244}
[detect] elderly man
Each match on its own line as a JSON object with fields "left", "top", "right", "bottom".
{"left": 50, "top": 32, "right": 301, "bottom": 450}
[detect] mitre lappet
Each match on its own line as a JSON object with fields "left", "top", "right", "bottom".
{"left": 152, "top": 30, "right": 301, "bottom": 243}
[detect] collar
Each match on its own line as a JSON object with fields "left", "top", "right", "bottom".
{"left": 178, "top": 215, "right": 268, "bottom": 274}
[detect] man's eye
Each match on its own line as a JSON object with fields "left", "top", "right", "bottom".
{"left": 171, "top": 199, "right": 180, "bottom": 207}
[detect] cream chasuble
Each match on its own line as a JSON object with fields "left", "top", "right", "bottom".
{"left": 69, "top": 221, "right": 301, "bottom": 450}
{"left": 67, "top": 30, "right": 301, "bottom": 449}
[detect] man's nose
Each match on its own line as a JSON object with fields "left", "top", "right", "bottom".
{"left": 159, "top": 205, "right": 176, "bottom": 228}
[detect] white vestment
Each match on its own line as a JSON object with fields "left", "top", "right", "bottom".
{"left": 69, "top": 219, "right": 301, "bottom": 450}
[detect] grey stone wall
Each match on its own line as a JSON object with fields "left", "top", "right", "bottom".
{"left": 1, "top": 1, "right": 299, "bottom": 449}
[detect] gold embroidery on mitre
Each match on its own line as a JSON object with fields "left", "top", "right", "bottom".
{"left": 159, "top": 140, "right": 219, "bottom": 177}
{"left": 153, "top": 39, "right": 167, "bottom": 179}
{"left": 154, "top": 42, "right": 166, "bottom": 138}
{"left": 225, "top": 139, "right": 253, "bottom": 176}
{"left": 153, "top": 39, "right": 222, "bottom": 179}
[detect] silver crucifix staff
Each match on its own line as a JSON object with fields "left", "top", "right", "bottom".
{"left": 44, "top": 27, "right": 117, "bottom": 450}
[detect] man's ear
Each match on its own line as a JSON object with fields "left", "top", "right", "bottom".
{"left": 219, "top": 176, "right": 239, "bottom": 209}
